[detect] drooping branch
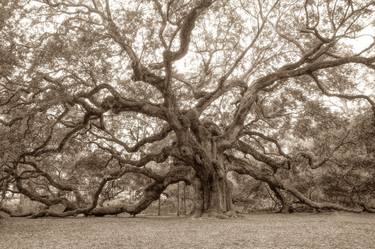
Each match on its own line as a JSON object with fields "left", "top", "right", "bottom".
{"left": 24, "top": 123, "right": 87, "bottom": 157}
{"left": 89, "top": 166, "right": 195, "bottom": 216}
{"left": 19, "top": 161, "right": 75, "bottom": 191}
{"left": 293, "top": 130, "right": 352, "bottom": 169}
{"left": 223, "top": 55, "right": 375, "bottom": 144}
{"left": 235, "top": 140, "right": 288, "bottom": 171}
{"left": 14, "top": 177, "right": 63, "bottom": 207}
{"left": 266, "top": 183, "right": 291, "bottom": 213}
{"left": 283, "top": 185, "right": 363, "bottom": 213}
{"left": 30, "top": 174, "right": 121, "bottom": 218}
{"left": 16, "top": 165, "right": 195, "bottom": 218}
{"left": 227, "top": 153, "right": 365, "bottom": 213}
{"left": 91, "top": 141, "right": 176, "bottom": 170}
{"left": 240, "top": 130, "right": 290, "bottom": 159}
{"left": 309, "top": 73, "right": 375, "bottom": 117}
{"left": 90, "top": 124, "right": 173, "bottom": 153}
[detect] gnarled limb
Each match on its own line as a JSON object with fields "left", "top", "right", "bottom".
{"left": 223, "top": 54, "right": 375, "bottom": 146}
{"left": 227, "top": 153, "right": 365, "bottom": 213}
{"left": 235, "top": 140, "right": 288, "bottom": 171}
{"left": 267, "top": 184, "right": 292, "bottom": 213}
{"left": 165, "top": 0, "right": 215, "bottom": 63}
{"left": 30, "top": 166, "right": 195, "bottom": 218}
{"left": 90, "top": 124, "right": 173, "bottom": 153}
{"left": 309, "top": 73, "right": 375, "bottom": 117}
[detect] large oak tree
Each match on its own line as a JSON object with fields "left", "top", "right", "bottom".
{"left": 1, "top": 0, "right": 375, "bottom": 217}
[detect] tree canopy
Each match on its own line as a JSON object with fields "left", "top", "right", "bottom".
{"left": 1, "top": 0, "right": 375, "bottom": 218}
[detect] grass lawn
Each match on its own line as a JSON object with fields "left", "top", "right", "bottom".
{"left": 1, "top": 212, "right": 375, "bottom": 249}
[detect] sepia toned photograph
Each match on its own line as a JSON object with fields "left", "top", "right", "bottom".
{"left": 1, "top": 0, "right": 375, "bottom": 248}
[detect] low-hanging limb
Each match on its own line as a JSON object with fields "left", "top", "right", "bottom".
{"left": 2, "top": 145, "right": 174, "bottom": 217}
{"left": 235, "top": 140, "right": 288, "bottom": 171}
{"left": 266, "top": 183, "right": 292, "bottom": 213}
{"left": 3, "top": 136, "right": 194, "bottom": 218}
{"left": 31, "top": 166, "right": 195, "bottom": 218}
{"left": 226, "top": 152, "right": 365, "bottom": 213}
{"left": 361, "top": 203, "right": 375, "bottom": 213}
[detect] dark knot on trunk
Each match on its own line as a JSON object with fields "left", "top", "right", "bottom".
{"left": 180, "top": 145, "right": 193, "bottom": 157}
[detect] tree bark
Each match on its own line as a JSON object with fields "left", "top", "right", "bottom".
{"left": 183, "top": 182, "right": 187, "bottom": 215}
{"left": 268, "top": 185, "right": 292, "bottom": 213}
{"left": 191, "top": 172, "right": 234, "bottom": 218}
{"left": 158, "top": 197, "right": 161, "bottom": 216}
{"left": 177, "top": 182, "right": 180, "bottom": 216}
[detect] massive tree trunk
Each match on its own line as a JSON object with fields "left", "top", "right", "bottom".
{"left": 190, "top": 162, "right": 235, "bottom": 218}
{"left": 180, "top": 120, "right": 236, "bottom": 218}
